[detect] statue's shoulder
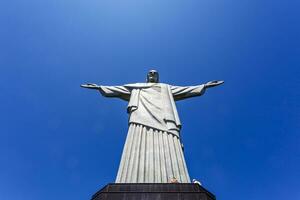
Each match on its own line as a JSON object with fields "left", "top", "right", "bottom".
{"left": 124, "top": 83, "right": 149, "bottom": 88}
{"left": 124, "top": 83, "right": 170, "bottom": 88}
{"left": 159, "top": 83, "right": 169, "bottom": 86}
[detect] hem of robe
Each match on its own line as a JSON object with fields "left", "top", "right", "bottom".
{"left": 115, "top": 123, "right": 191, "bottom": 184}
{"left": 128, "top": 122, "right": 180, "bottom": 138}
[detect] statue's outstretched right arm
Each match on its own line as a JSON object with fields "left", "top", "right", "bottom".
{"left": 81, "top": 83, "right": 131, "bottom": 101}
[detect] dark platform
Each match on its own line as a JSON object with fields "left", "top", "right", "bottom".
{"left": 91, "top": 183, "right": 216, "bottom": 200}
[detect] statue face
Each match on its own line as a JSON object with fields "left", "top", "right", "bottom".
{"left": 147, "top": 70, "right": 159, "bottom": 83}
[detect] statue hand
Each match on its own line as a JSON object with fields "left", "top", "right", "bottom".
{"left": 205, "top": 80, "right": 224, "bottom": 88}
{"left": 80, "top": 83, "right": 100, "bottom": 89}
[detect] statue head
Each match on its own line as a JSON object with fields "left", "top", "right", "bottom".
{"left": 146, "top": 69, "right": 159, "bottom": 83}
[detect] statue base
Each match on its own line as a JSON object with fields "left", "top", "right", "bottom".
{"left": 91, "top": 183, "right": 216, "bottom": 200}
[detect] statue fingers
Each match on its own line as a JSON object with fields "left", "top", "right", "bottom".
{"left": 81, "top": 84, "right": 99, "bottom": 89}
{"left": 215, "top": 80, "right": 224, "bottom": 85}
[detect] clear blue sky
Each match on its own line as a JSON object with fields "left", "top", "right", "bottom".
{"left": 0, "top": 0, "right": 299, "bottom": 199}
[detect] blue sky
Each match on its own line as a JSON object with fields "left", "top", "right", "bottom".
{"left": 0, "top": 0, "right": 299, "bottom": 199}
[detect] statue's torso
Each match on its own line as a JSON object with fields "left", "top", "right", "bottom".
{"left": 127, "top": 83, "right": 180, "bottom": 135}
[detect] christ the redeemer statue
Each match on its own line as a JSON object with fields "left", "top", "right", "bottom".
{"left": 81, "top": 70, "right": 223, "bottom": 183}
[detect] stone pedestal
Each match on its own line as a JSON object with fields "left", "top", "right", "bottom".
{"left": 91, "top": 183, "right": 216, "bottom": 200}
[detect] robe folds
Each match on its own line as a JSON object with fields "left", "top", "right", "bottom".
{"left": 98, "top": 83, "right": 206, "bottom": 183}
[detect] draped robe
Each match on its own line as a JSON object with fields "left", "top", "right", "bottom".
{"left": 98, "top": 83, "right": 206, "bottom": 183}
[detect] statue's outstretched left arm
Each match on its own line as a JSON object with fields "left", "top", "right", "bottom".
{"left": 171, "top": 80, "right": 224, "bottom": 101}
